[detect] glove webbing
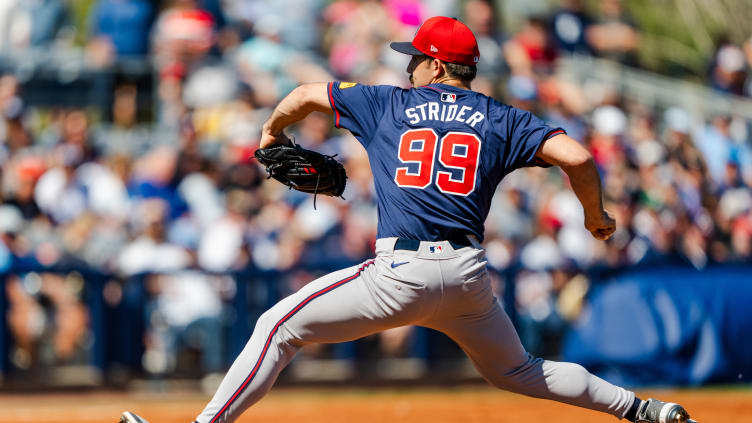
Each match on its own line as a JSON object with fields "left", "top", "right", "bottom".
{"left": 311, "top": 151, "right": 345, "bottom": 209}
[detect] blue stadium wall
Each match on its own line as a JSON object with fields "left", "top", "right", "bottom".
{"left": 564, "top": 265, "right": 752, "bottom": 386}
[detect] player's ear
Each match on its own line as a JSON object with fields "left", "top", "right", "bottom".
{"left": 433, "top": 59, "right": 445, "bottom": 78}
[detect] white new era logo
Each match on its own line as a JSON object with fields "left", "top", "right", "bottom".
{"left": 430, "top": 45, "right": 439, "bottom": 53}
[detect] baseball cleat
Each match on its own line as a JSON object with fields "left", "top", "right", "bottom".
{"left": 635, "top": 398, "right": 697, "bottom": 423}
{"left": 119, "top": 411, "right": 150, "bottom": 423}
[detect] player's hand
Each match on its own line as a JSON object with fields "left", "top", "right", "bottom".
{"left": 584, "top": 209, "right": 616, "bottom": 241}
{"left": 259, "top": 126, "right": 293, "bottom": 148}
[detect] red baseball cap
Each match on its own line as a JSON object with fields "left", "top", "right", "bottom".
{"left": 390, "top": 16, "right": 480, "bottom": 66}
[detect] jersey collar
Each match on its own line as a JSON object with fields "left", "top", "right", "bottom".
{"left": 420, "top": 82, "right": 472, "bottom": 92}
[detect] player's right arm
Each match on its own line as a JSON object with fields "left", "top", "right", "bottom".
{"left": 260, "top": 83, "right": 332, "bottom": 148}
{"left": 534, "top": 133, "right": 616, "bottom": 241}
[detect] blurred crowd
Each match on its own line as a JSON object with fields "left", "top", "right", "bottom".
{"left": 1, "top": 0, "right": 751, "bottom": 371}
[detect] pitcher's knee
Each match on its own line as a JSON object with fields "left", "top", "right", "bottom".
{"left": 246, "top": 310, "right": 303, "bottom": 361}
{"left": 483, "top": 354, "right": 544, "bottom": 391}
{"left": 253, "top": 299, "right": 294, "bottom": 333}
{"left": 545, "top": 361, "right": 591, "bottom": 398}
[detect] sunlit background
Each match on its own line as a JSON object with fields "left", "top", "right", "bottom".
{"left": 0, "top": 0, "right": 751, "bottom": 395}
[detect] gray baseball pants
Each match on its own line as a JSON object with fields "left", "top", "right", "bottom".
{"left": 195, "top": 238, "right": 635, "bottom": 423}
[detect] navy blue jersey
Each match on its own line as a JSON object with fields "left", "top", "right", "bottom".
{"left": 327, "top": 82, "right": 564, "bottom": 242}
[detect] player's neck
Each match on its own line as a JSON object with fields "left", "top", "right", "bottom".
{"left": 429, "top": 77, "right": 470, "bottom": 90}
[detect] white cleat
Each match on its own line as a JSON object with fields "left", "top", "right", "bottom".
{"left": 119, "top": 411, "right": 150, "bottom": 423}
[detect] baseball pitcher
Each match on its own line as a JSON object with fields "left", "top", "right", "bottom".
{"left": 121, "top": 16, "right": 697, "bottom": 423}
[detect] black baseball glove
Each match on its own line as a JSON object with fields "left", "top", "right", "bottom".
{"left": 254, "top": 142, "right": 347, "bottom": 200}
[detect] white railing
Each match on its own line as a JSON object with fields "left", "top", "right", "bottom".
{"left": 558, "top": 54, "right": 752, "bottom": 119}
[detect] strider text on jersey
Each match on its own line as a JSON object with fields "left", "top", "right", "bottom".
{"left": 404, "top": 102, "right": 485, "bottom": 128}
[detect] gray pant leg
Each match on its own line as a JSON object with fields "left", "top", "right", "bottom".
{"left": 195, "top": 258, "right": 428, "bottom": 423}
{"left": 427, "top": 267, "right": 634, "bottom": 420}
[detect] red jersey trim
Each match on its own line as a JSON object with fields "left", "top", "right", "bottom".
{"left": 327, "top": 82, "right": 341, "bottom": 128}
{"left": 544, "top": 129, "right": 566, "bottom": 139}
{"left": 422, "top": 85, "right": 443, "bottom": 93}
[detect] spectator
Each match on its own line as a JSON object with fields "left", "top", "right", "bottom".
{"left": 463, "top": 0, "right": 505, "bottom": 76}
{"left": 503, "top": 16, "right": 558, "bottom": 77}
{"left": 709, "top": 36, "right": 747, "bottom": 96}
{"left": 4, "top": 155, "right": 45, "bottom": 219}
{"left": 551, "top": 0, "right": 592, "bottom": 54}
{"left": 152, "top": 0, "right": 216, "bottom": 127}
{"left": 118, "top": 198, "right": 192, "bottom": 276}
{"left": 197, "top": 188, "right": 249, "bottom": 272}
{"left": 153, "top": 0, "right": 215, "bottom": 73}
{"left": 695, "top": 115, "right": 736, "bottom": 184}
{"left": 0, "top": 0, "right": 70, "bottom": 52}
{"left": 34, "top": 150, "right": 87, "bottom": 224}
{"left": 586, "top": 0, "right": 640, "bottom": 66}
{"left": 222, "top": 0, "right": 323, "bottom": 51}
{"left": 324, "top": 0, "right": 394, "bottom": 79}
{"left": 89, "top": 0, "right": 154, "bottom": 61}
{"left": 142, "top": 271, "right": 228, "bottom": 376}
{"left": 589, "top": 104, "right": 628, "bottom": 172}
{"left": 5, "top": 272, "right": 89, "bottom": 368}
{"left": 0, "top": 75, "right": 32, "bottom": 155}
{"left": 129, "top": 146, "right": 187, "bottom": 219}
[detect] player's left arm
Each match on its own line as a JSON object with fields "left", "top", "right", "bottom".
{"left": 534, "top": 133, "right": 616, "bottom": 240}
{"left": 260, "top": 83, "right": 333, "bottom": 148}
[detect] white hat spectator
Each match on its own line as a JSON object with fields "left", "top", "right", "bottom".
{"left": 34, "top": 167, "right": 87, "bottom": 223}
{"left": 156, "top": 271, "right": 224, "bottom": 328}
{"left": 118, "top": 237, "right": 192, "bottom": 276}
{"left": 183, "top": 66, "right": 238, "bottom": 109}
{"left": 0, "top": 204, "right": 23, "bottom": 233}
{"left": 198, "top": 216, "right": 245, "bottom": 273}
{"left": 592, "top": 105, "right": 627, "bottom": 136}
{"left": 558, "top": 225, "right": 595, "bottom": 267}
{"left": 664, "top": 107, "right": 691, "bottom": 134}
{"left": 717, "top": 45, "right": 745, "bottom": 73}
{"left": 719, "top": 188, "right": 752, "bottom": 220}
{"left": 292, "top": 197, "right": 338, "bottom": 240}
{"left": 77, "top": 162, "right": 130, "bottom": 220}
{"left": 179, "top": 173, "right": 225, "bottom": 228}
{"left": 549, "top": 191, "right": 584, "bottom": 228}
{"left": 521, "top": 234, "right": 564, "bottom": 270}
{"left": 635, "top": 139, "right": 665, "bottom": 167}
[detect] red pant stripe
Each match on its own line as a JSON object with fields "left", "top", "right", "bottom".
{"left": 209, "top": 260, "right": 375, "bottom": 423}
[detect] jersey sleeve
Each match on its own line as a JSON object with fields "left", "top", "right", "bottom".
{"left": 327, "top": 82, "right": 396, "bottom": 147}
{"left": 501, "top": 107, "right": 566, "bottom": 171}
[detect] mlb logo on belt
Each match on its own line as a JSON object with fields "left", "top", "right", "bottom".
{"left": 440, "top": 93, "right": 456, "bottom": 103}
{"left": 429, "top": 245, "right": 443, "bottom": 254}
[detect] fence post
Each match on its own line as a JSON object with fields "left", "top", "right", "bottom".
{"left": 229, "top": 272, "right": 250, "bottom": 363}
{"left": 117, "top": 275, "right": 147, "bottom": 371}
{"left": 0, "top": 275, "right": 7, "bottom": 382}
{"left": 85, "top": 271, "right": 106, "bottom": 371}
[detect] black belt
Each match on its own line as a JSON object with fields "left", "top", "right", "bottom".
{"left": 394, "top": 235, "right": 472, "bottom": 251}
